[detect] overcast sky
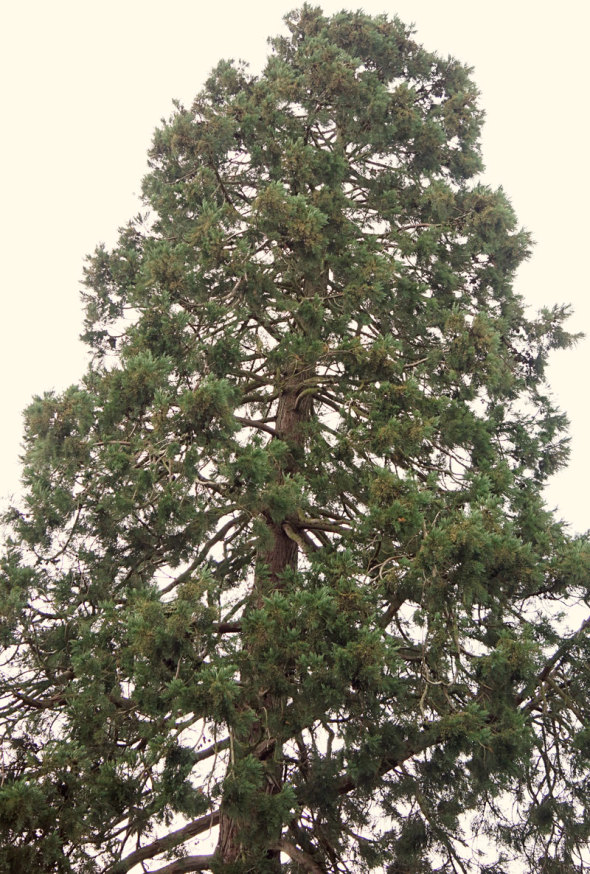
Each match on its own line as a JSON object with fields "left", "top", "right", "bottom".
{"left": 1, "top": 0, "right": 588, "bottom": 533}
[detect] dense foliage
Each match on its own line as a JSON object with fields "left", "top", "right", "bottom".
{"left": 1, "top": 6, "right": 589, "bottom": 873}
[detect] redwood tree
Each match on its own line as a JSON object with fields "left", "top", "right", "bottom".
{"left": 1, "top": 6, "right": 589, "bottom": 873}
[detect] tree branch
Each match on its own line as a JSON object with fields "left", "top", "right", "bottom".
{"left": 192, "top": 736, "right": 230, "bottom": 765}
{"left": 519, "top": 614, "right": 590, "bottom": 711}
{"left": 13, "top": 689, "right": 66, "bottom": 710}
{"left": 283, "top": 522, "right": 319, "bottom": 553}
{"left": 234, "top": 415, "right": 278, "bottom": 436}
{"left": 294, "top": 513, "right": 350, "bottom": 534}
{"left": 148, "top": 855, "right": 216, "bottom": 874}
{"left": 276, "top": 839, "right": 325, "bottom": 874}
{"left": 212, "top": 621, "right": 242, "bottom": 633}
{"left": 107, "top": 811, "right": 220, "bottom": 874}
{"left": 336, "top": 724, "right": 445, "bottom": 795}
{"left": 159, "top": 515, "right": 246, "bottom": 595}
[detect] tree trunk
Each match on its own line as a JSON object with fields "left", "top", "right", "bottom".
{"left": 217, "top": 345, "right": 316, "bottom": 869}
{"left": 217, "top": 270, "right": 323, "bottom": 867}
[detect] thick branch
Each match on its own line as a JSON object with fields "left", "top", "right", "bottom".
{"left": 193, "top": 736, "right": 230, "bottom": 765}
{"left": 234, "top": 415, "right": 278, "bottom": 436}
{"left": 212, "top": 621, "right": 242, "bottom": 633}
{"left": 148, "top": 855, "right": 216, "bottom": 874}
{"left": 294, "top": 513, "right": 350, "bottom": 534}
{"left": 276, "top": 839, "right": 325, "bottom": 874}
{"left": 283, "top": 522, "right": 316, "bottom": 553}
{"left": 107, "top": 811, "right": 220, "bottom": 874}
{"left": 13, "top": 689, "right": 66, "bottom": 710}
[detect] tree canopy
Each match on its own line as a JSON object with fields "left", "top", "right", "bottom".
{"left": 1, "top": 5, "right": 589, "bottom": 873}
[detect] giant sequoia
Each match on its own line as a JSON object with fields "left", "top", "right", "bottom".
{"left": 1, "top": 6, "right": 589, "bottom": 873}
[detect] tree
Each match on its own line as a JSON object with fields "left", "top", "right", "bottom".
{"left": 1, "top": 5, "right": 589, "bottom": 872}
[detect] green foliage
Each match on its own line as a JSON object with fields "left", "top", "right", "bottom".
{"left": 1, "top": 6, "right": 588, "bottom": 874}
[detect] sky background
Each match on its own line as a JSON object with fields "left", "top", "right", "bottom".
{"left": 1, "top": 0, "right": 588, "bottom": 533}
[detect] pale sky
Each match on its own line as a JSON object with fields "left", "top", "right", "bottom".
{"left": 1, "top": 0, "right": 588, "bottom": 533}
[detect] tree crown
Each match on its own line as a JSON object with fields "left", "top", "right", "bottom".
{"left": 1, "top": 6, "right": 589, "bottom": 874}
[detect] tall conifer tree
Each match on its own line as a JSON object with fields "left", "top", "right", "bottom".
{"left": 1, "top": 6, "right": 589, "bottom": 873}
